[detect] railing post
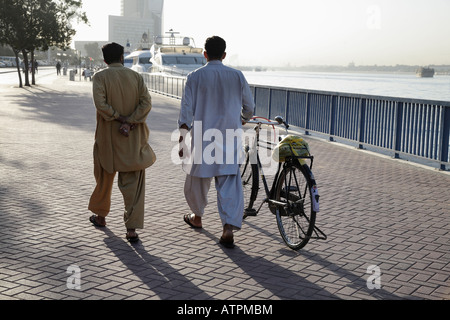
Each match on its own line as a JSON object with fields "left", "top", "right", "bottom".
{"left": 439, "top": 105, "right": 450, "bottom": 170}
{"left": 393, "top": 101, "right": 404, "bottom": 159}
{"left": 253, "top": 87, "right": 258, "bottom": 115}
{"left": 268, "top": 88, "right": 272, "bottom": 119}
{"left": 305, "top": 92, "right": 310, "bottom": 135}
{"left": 285, "top": 90, "right": 290, "bottom": 124}
{"left": 164, "top": 76, "right": 166, "bottom": 94}
{"left": 329, "top": 95, "right": 337, "bottom": 141}
{"left": 357, "top": 98, "right": 366, "bottom": 149}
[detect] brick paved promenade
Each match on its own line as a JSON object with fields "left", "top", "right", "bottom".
{"left": 0, "top": 70, "right": 448, "bottom": 301}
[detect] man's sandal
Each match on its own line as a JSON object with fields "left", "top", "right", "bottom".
{"left": 183, "top": 213, "right": 202, "bottom": 229}
{"left": 89, "top": 215, "right": 106, "bottom": 228}
{"left": 219, "top": 237, "right": 235, "bottom": 249}
{"left": 126, "top": 232, "right": 139, "bottom": 243}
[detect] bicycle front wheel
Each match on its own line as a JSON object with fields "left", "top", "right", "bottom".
{"left": 274, "top": 161, "right": 316, "bottom": 250}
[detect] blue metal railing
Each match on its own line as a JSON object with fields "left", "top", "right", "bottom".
{"left": 142, "top": 73, "right": 450, "bottom": 170}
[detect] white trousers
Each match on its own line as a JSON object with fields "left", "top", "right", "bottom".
{"left": 184, "top": 170, "right": 244, "bottom": 230}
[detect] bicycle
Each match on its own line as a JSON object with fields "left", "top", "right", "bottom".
{"left": 241, "top": 116, "right": 327, "bottom": 250}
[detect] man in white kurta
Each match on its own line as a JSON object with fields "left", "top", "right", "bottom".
{"left": 178, "top": 36, "right": 255, "bottom": 248}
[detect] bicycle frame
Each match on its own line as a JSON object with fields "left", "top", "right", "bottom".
{"left": 245, "top": 119, "right": 327, "bottom": 243}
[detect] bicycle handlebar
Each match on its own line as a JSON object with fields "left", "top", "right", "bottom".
{"left": 246, "top": 116, "right": 290, "bottom": 129}
{"left": 274, "top": 116, "right": 290, "bottom": 129}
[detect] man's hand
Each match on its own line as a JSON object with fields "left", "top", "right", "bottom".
{"left": 179, "top": 124, "right": 189, "bottom": 158}
{"left": 117, "top": 115, "right": 137, "bottom": 137}
{"left": 119, "top": 123, "right": 131, "bottom": 137}
{"left": 117, "top": 115, "right": 128, "bottom": 124}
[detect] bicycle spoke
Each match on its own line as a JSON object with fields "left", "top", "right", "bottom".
{"left": 292, "top": 215, "right": 308, "bottom": 239}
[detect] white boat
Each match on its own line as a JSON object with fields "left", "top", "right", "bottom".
{"left": 150, "top": 30, "right": 206, "bottom": 76}
{"left": 123, "top": 55, "right": 133, "bottom": 69}
{"left": 125, "top": 50, "right": 152, "bottom": 73}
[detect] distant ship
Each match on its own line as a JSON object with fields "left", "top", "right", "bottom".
{"left": 416, "top": 67, "right": 435, "bottom": 78}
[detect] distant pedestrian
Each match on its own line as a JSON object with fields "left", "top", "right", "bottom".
{"left": 56, "top": 61, "right": 61, "bottom": 75}
{"left": 178, "top": 36, "right": 255, "bottom": 248}
{"left": 83, "top": 68, "right": 92, "bottom": 81}
{"left": 88, "top": 42, "right": 156, "bottom": 243}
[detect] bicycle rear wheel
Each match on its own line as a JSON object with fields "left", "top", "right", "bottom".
{"left": 274, "top": 161, "right": 316, "bottom": 250}
{"left": 240, "top": 152, "right": 259, "bottom": 218}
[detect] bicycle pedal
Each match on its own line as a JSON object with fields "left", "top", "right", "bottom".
{"left": 244, "top": 208, "right": 257, "bottom": 217}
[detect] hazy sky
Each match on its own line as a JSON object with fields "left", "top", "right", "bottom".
{"left": 73, "top": 0, "right": 450, "bottom": 67}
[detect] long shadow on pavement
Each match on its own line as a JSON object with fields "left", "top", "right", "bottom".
{"left": 296, "top": 250, "right": 401, "bottom": 300}
{"left": 196, "top": 228, "right": 340, "bottom": 300}
{"left": 101, "top": 228, "right": 211, "bottom": 300}
{"left": 242, "top": 219, "right": 400, "bottom": 299}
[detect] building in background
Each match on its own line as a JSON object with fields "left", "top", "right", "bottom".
{"left": 110, "top": 0, "right": 164, "bottom": 51}
{"left": 75, "top": 0, "right": 164, "bottom": 58}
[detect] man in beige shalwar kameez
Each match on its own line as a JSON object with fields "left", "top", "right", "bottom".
{"left": 88, "top": 43, "right": 156, "bottom": 243}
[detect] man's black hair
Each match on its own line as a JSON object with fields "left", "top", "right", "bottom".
{"left": 102, "top": 42, "right": 124, "bottom": 65}
{"left": 204, "top": 36, "right": 226, "bottom": 60}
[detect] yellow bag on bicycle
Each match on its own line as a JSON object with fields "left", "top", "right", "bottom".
{"left": 272, "top": 135, "right": 310, "bottom": 162}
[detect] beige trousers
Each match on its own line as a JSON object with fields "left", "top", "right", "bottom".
{"left": 184, "top": 169, "right": 244, "bottom": 231}
{"left": 88, "top": 151, "right": 146, "bottom": 230}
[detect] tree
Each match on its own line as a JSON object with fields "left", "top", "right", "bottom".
{"left": 0, "top": 0, "right": 88, "bottom": 87}
{"left": 84, "top": 42, "right": 102, "bottom": 66}
{"left": 0, "top": 1, "right": 27, "bottom": 87}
